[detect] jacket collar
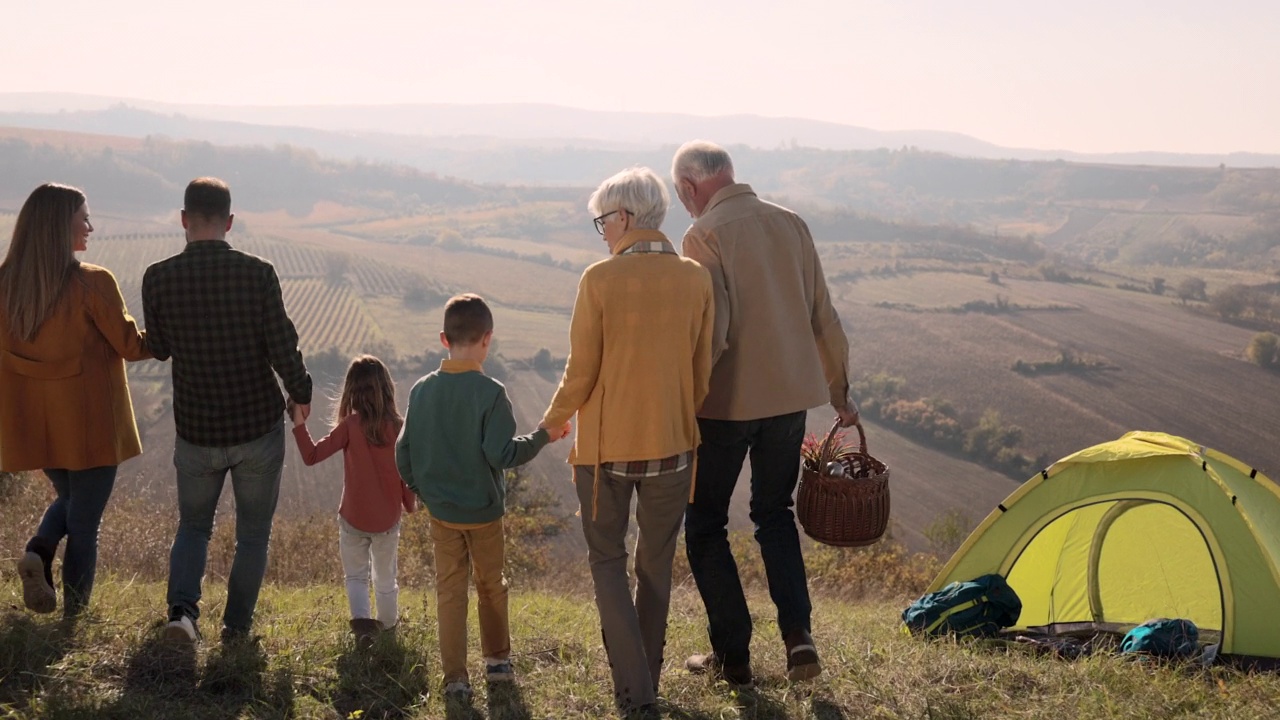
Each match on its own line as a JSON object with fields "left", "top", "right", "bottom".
{"left": 611, "top": 228, "right": 672, "bottom": 256}
{"left": 440, "top": 358, "right": 484, "bottom": 374}
{"left": 702, "top": 183, "right": 756, "bottom": 216}
{"left": 183, "top": 239, "right": 231, "bottom": 252}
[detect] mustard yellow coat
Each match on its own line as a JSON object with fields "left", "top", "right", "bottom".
{"left": 0, "top": 263, "right": 150, "bottom": 472}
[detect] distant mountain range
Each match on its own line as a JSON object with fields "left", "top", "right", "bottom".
{"left": 2, "top": 93, "right": 1277, "bottom": 173}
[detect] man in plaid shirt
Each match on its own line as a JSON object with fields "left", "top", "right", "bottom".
{"left": 142, "top": 177, "right": 312, "bottom": 644}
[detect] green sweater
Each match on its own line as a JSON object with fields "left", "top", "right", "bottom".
{"left": 396, "top": 359, "right": 549, "bottom": 525}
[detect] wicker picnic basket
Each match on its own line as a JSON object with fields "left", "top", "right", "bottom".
{"left": 796, "top": 420, "right": 890, "bottom": 547}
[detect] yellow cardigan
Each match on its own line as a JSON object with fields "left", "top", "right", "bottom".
{"left": 0, "top": 263, "right": 150, "bottom": 472}
{"left": 542, "top": 230, "right": 714, "bottom": 502}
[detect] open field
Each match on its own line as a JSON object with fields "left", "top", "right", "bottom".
{"left": 0, "top": 125, "right": 148, "bottom": 152}
{"left": 836, "top": 277, "right": 1280, "bottom": 478}
{"left": 37, "top": 207, "right": 1280, "bottom": 553}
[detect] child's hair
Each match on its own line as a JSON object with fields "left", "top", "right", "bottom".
{"left": 336, "top": 354, "right": 402, "bottom": 445}
{"left": 443, "top": 293, "right": 494, "bottom": 346}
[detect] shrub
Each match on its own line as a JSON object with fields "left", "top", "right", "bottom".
{"left": 1174, "top": 276, "right": 1208, "bottom": 303}
{"left": 923, "top": 508, "right": 975, "bottom": 557}
{"left": 1247, "top": 332, "right": 1280, "bottom": 369}
{"left": 1210, "top": 284, "right": 1252, "bottom": 319}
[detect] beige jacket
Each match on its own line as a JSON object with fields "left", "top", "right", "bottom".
{"left": 681, "top": 184, "right": 850, "bottom": 421}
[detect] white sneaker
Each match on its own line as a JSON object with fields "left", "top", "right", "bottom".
{"left": 164, "top": 614, "right": 199, "bottom": 644}
{"left": 443, "top": 681, "right": 473, "bottom": 701}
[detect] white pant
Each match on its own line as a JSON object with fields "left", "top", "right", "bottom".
{"left": 338, "top": 515, "right": 401, "bottom": 627}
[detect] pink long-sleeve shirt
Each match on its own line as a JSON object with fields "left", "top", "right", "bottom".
{"left": 293, "top": 414, "right": 415, "bottom": 533}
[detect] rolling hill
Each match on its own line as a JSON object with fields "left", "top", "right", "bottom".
{"left": 3, "top": 126, "right": 1279, "bottom": 551}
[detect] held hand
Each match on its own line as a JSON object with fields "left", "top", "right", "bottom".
{"left": 540, "top": 420, "right": 566, "bottom": 442}
{"left": 560, "top": 421, "right": 573, "bottom": 441}
{"left": 297, "top": 403, "right": 312, "bottom": 423}
{"left": 835, "top": 400, "right": 860, "bottom": 428}
{"left": 287, "top": 399, "right": 303, "bottom": 427}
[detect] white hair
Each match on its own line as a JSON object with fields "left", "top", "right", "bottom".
{"left": 587, "top": 166, "right": 669, "bottom": 231}
{"left": 671, "top": 140, "right": 735, "bottom": 183}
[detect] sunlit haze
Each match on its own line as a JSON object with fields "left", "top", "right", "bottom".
{"left": 2, "top": 0, "right": 1278, "bottom": 154}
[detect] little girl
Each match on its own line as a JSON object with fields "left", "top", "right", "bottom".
{"left": 291, "top": 354, "right": 415, "bottom": 645}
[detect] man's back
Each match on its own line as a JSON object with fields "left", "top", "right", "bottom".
{"left": 142, "top": 240, "right": 311, "bottom": 447}
{"left": 683, "top": 184, "right": 849, "bottom": 422}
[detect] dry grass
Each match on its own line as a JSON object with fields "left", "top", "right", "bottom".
{"left": 2, "top": 568, "right": 1279, "bottom": 718}
{"left": 3, "top": 471, "right": 1280, "bottom": 718}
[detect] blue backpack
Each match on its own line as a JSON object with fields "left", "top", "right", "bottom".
{"left": 902, "top": 574, "right": 1022, "bottom": 638}
{"left": 1120, "top": 619, "right": 1199, "bottom": 658}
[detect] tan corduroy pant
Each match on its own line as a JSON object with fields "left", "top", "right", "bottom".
{"left": 574, "top": 464, "right": 693, "bottom": 712}
{"left": 430, "top": 517, "right": 510, "bottom": 684}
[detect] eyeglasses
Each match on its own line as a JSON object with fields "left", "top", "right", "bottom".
{"left": 593, "top": 209, "right": 631, "bottom": 235}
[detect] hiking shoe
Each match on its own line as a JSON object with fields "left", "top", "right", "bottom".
{"left": 220, "top": 626, "right": 260, "bottom": 646}
{"left": 624, "top": 702, "right": 660, "bottom": 719}
{"left": 685, "top": 652, "right": 754, "bottom": 689}
{"left": 485, "top": 660, "right": 515, "bottom": 683}
{"left": 164, "top": 608, "right": 200, "bottom": 645}
{"left": 350, "top": 618, "right": 381, "bottom": 649}
{"left": 784, "top": 629, "right": 821, "bottom": 682}
{"left": 17, "top": 550, "right": 56, "bottom": 614}
{"left": 443, "top": 681, "right": 473, "bottom": 701}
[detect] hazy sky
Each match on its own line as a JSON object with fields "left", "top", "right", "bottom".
{"left": 3, "top": 0, "right": 1277, "bottom": 154}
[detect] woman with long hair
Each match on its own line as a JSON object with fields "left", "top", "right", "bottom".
{"left": 0, "top": 183, "right": 151, "bottom": 618}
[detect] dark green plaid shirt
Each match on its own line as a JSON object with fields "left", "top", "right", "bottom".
{"left": 142, "top": 239, "right": 312, "bottom": 447}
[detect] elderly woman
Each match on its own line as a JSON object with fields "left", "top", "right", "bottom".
{"left": 0, "top": 183, "right": 150, "bottom": 618}
{"left": 540, "top": 167, "right": 713, "bottom": 716}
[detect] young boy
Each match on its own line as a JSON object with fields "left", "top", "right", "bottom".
{"left": 395, "top": 293, "right": 566, "bottom": 700}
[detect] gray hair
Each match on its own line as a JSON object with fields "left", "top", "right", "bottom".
{"left": 671, "top": 140, "right": 735, "bottom": 183}
{"left": 587, "top": 166, "right": 669, "bottom": 231}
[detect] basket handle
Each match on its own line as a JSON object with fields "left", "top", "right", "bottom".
{"left": 818, "top": 419, "right": 869, "bottom": 465}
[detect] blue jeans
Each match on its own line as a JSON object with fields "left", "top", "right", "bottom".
{"left": 37, "top": 466, "right": 118, "bottom": 615}
{"left": 166, "top": 421, "right": 284, "bottom": 634}
{"left": 684, "top": 411, "right": 811, "bottom": 667}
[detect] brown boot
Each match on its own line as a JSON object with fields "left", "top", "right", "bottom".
{"left": 784, "top": 629, "right": 821, "bottom": 682}
{"left": 18, "top": 537, "right": 57, "bottom": 614}
{"left": 350, "top": 618, "right": 380, "bottom": 649}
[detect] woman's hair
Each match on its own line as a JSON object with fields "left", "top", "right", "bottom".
{"left": 587, "top": 166, "right": 670, "bottom": 231}
{"left": 336, "top": 354, "right": 402, "bottom": 445}
{"left": 0, "top": 183, "right": 85, "bottom": 341}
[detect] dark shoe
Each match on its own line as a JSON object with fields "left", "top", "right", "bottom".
{"left": 624, "top": 702, "right": 660, "bottom": 719}
{"left": 350, "top": 618, "right": 380, "bottom": 649}
{"left": 485, "top": 660, "right": 515, "bottom": 683}
{"left": 784, "top": 629, "right": 821, "bottom": 682}
{"left": 220, "top": 626, "right": 260, "bottom": 646}
{"left": 164, "top": 606, "right": 201, "bottom": 645}
{"left": 685, "top": 652, "right": 753, "bottom": 689}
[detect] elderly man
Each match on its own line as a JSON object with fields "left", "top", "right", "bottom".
{"left": 673, "top": 141, "right": 856, "bottom": 687}
{"left": 541, "top": 166, "right": 713, "bottom": 716}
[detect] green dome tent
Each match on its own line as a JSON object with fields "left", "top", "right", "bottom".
{"left": 927, "top": 431, "right": 1280, "bottom": 662}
